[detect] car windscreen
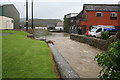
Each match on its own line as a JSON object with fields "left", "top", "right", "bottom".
{"left": 90, "top": 29, "right": 96, "bottom": 32}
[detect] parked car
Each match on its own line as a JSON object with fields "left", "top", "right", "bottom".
{"left": 85, "top": 30, "right": 90, "bottom": 36}
{"left": 89, "top": 25, "right": 116, "bottom": 37}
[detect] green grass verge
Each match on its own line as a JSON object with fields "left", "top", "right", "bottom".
{"left": 2, "top": 30, "right": 57, "bottom": 78}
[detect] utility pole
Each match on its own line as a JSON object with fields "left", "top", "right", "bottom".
{"left": 26, "top": 0, "right": 28, "bottom": 31}
{"left": 31, "top": 0, "right": 34, "bottom": 29}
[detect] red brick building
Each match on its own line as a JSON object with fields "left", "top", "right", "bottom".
{"left": 79, "top": 4, "right": 120, "bottom": 30}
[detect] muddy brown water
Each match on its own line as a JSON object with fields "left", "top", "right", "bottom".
{"left": 36, "top": 32, "right": 102, "bottom": 78}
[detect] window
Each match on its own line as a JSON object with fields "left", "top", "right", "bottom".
{"left": 110, "top": 12, "right": 117, "bottom": 20}
{"left": 96, "top": 12, "right": 102, "bottom": 17}
{"left": 11, "top": 20, "right": 14, "bottom": 23}
{"left": 96, "top": 28, "right": 102, "bottom": 33}
{"left": 72, "top": 27, "right": 73, "bottom": 29}
{"left": 50, "top": 27, "right": 54, "bottom": 29}
{"left": 110, "top": 12, "right": 117, "bottom": 17}
{"left": 71, "top": 20, "right": 74, "bottom": 22}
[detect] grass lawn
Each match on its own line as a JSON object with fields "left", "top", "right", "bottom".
{"left": 2, "top": 30, "right": 58, "bottom": 78}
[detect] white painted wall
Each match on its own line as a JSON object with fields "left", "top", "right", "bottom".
{"left": 35, "top": 27, "right": 47, "bottom": 30}
{"left": 55, "top": 26, "right": 64, "bottom": 31}
{"left": 0, "top": 16, "right": 14, "bottom": 29}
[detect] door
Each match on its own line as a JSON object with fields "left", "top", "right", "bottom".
{"left": 96, "top": 28, "right": 102, "bottom": 37}
{"left": 6, "top": 21, "right": 9, "bottom": 29}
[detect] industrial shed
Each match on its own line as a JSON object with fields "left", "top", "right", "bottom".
{"left": 0, "top": 4, "right": 20, "bottom": 29}
{"left": 55, "top": 21, "right": 64, "bottom": 31}
{"left": 0, "top": 16, "right": 14, "bottom": 29}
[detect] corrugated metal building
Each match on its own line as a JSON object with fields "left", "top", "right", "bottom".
{"left": 0, "top": 4, "right": 20, "bottom": 29}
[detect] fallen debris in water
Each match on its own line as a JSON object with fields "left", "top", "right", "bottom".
{"left": 46, "top": 40, "right": 54, "bottom": 45}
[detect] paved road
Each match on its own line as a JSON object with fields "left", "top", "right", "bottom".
{"left": 0, "top": 33, "right": 13, "bottom": 36}
{"left": 38, "top": 32, "right": 102, "bottom": 78}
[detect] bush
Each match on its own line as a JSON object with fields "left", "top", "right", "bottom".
{"left": 33, "top": 29, "right": 51, "bottom": 38}
{"left": 101, "top": 31, "right": 109, "bottom": 40}
{"left": 95, "top": 40, "right": 120, "bottom": 80}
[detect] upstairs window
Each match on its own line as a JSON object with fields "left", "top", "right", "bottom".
{"left": 96, "top": 12, "right": 102, "bottom": 17}
{"left": 110, "top": 12, "right": 117, "bottom": 20}
{"left": 110, "top": 12, "right": 117, "bottom": 17}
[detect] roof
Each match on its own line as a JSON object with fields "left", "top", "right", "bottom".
{"left": 0, "top": 4, "right": 19, "bottom": 14}
{"left": 65, "top": 13, "right": 78, "bottom": 16}
{"left": 47, "top": 24, "right": 55, "bottom": 27}
{"left": 0, "top": 4, "right": 14, "bottom": 7}
{"left": 76, "top": 12, "right": 83, "bottom": 18}
{"left": 56, "top": 22, "right": 63, "bottom": 26}
{"left": 65, "top": 13, "right": 78, "bottom": 19}
{"left": 84, "top": 4, "right": 120, "bottom": 12}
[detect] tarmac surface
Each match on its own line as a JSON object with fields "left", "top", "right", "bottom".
{"left": 38, "top": 32, "right": 102, "bottom": 78}
{"left": 0, "top": 33, "right": 13, "bottom": 36}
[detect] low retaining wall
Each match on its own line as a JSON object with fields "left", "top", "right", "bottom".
{"left": 70, "top": 34, "right": 108, "bottom": 50}
{"left": 48, "top": 44, "right": 80, "bottom": 79}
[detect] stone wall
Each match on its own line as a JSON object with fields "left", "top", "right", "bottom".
{"left": 70, "top": 34, "right": 108, "bottom": 50}
{"left": 48, "top": 44, "right": 80, "bottom": 79}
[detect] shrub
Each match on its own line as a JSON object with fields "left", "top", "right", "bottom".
{"left": 33, "top": 29, "right": 51, "bottom": 38}
{"left": 95, "top": 40, "right": 120, "bottom": 80}
{"left": 101, "top": 31, "right": 109, "bottom": 40}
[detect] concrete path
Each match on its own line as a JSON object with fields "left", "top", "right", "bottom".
{"left": 42, "top": 32, "right": 102, "bottom": 78}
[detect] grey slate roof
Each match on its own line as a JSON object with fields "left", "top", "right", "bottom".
{"left": 0, "top": 4, "right": 13, "bottom": 7}
{"left": 56, "top": 21, "right": 63, "bottom": 26}
{"left": 84, "top": 4, "right": 120, "bottom": 12}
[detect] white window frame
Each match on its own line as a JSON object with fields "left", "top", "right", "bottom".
{"left": 96, "top": 12, "right": 103, "bottom": 17}
{"left": 71, "top": 20, "right": 74, "bottom": 22}
{"left": 110, "top": 12, "right": 117, "bottom": 17}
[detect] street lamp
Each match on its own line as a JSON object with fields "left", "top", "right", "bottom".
{"left": 31, "top": 0, "right": 34, "bottom": 29}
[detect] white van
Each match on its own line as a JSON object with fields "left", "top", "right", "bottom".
{"left": 89, "top": 25, "right": 116, "bottom": 37}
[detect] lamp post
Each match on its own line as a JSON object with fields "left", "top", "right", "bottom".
{"left": 26, "top": 0, "right": 28, "bottom": 31}
{"left": 31, "top": 0, "right": 34, "bottom": 29}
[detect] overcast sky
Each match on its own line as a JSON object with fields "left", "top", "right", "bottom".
{"left": 1, "top": 0, "right": 120, "bottom": 20}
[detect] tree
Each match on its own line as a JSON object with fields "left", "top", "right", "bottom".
{"left": 95, "top": 40, "right": 120, "bottom": 80}
{"left": 64, "top": 15, "right": 69, "bottom": 33}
